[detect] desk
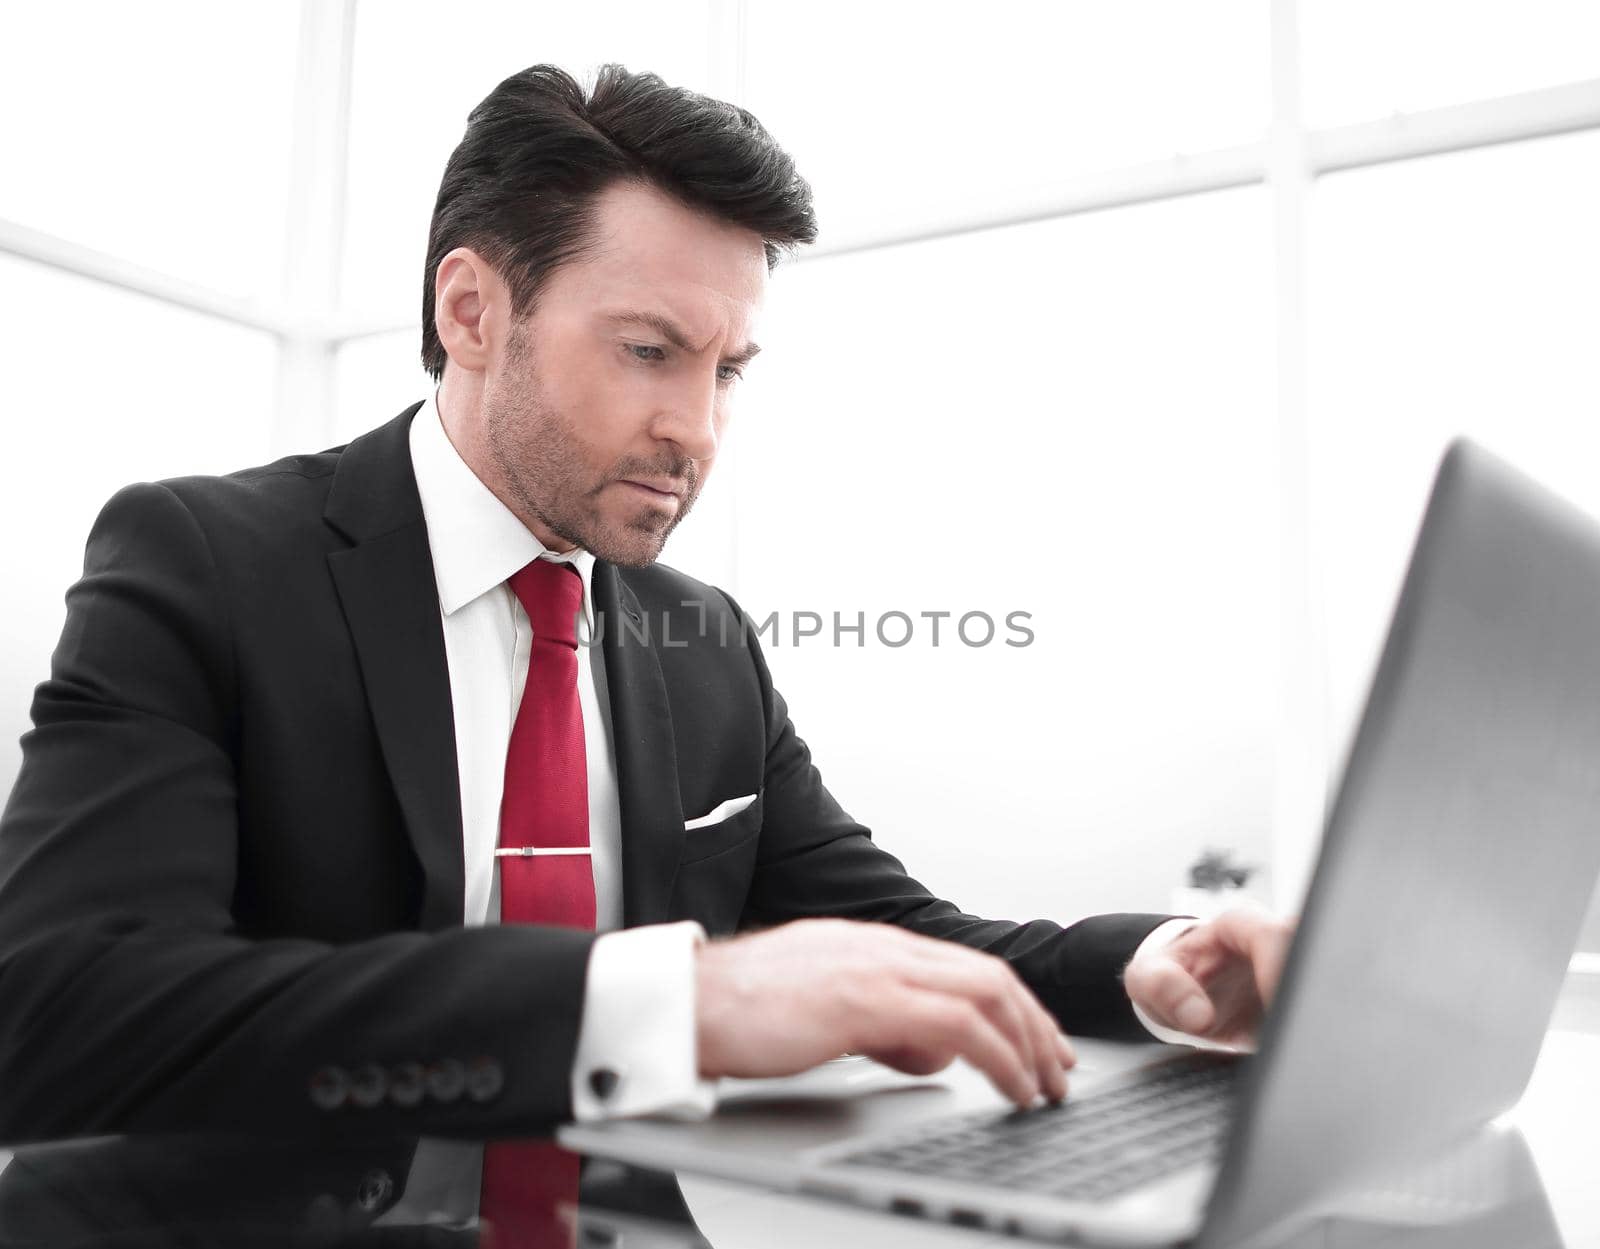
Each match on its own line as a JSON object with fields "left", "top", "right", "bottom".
{"left": 0, "top": 1028, "right": 1595, "bottom": 1248}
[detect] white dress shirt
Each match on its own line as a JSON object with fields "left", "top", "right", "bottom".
{"left": 408, "top": 390, "right": 716, "bottom": 1121}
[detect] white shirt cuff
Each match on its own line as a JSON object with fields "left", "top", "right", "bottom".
{"left": 570, "top": 920, "right": 720, "bottom": 1122}
{"left": 1127, "top": 917, "right": 1207, "bottom": 1046}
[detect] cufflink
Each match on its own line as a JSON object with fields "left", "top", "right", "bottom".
{"left": 588, "top": 1067, "right": 621, "bottom": 1100}
{"left": 356, "top": 1168, "right": 395, "bottom": 1213}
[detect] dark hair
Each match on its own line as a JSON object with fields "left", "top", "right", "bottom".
{"left": 421, "top": 63, "right": 817, "bottom": 380}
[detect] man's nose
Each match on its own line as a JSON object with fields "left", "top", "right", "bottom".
{"left": 654, "top": 372, "right": 720, "bottom": 463}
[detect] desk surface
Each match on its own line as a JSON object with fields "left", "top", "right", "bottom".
{"left": 1, "top": 1028, "right": 1596, "bottom": 1248}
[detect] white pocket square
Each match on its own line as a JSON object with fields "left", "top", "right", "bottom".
{"left": 684, "top": 793, "right": 758, "bottom": 831}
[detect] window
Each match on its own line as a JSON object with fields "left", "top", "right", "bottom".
{"left": 1308, "top": 130, "right": 1600, "bottom": 952}
{"left": 341, "top": 0, "right": 716, "bottom": 321}
{"left": 1302, "top": 0, "right": 1600, "bottom": 127}
{"left": 0, "top": 1, "right": 298, "bottom": 297}
{"left": 1309, "top": 130, "right": 1600, "bottom": 766}
{"left": 0, "top": 257, "right": 275, "bottom": 792}
{"left": 744, "top": 1, "right": 1269, "bottom": 244}
{"left": 734, "top": 188, "right": 1275, "bottom": 923}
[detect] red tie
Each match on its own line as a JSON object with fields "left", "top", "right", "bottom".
{"left": 496, "top": 559, "right": 595, "bottom": 928}
{"left": 480, "top": 558, "right": 593, "bottom": 1248}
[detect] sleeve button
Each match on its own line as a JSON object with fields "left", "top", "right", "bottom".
{"left": 425, "top": 1058, "right": 466, "bottom": 1103}
{"left": 388, "top": 1061, "right": 426, "bottom": 1108}
{"left": 588, "top": 1067, "right": 620, "bottom": 1100}
{"left": 349, "top": 1063, "right": 388, "bottom": 1109}
{"left": 308, "top": 1065, "right": 350, "bottom": 1111}
{"left": 465, "top": 1056, "right": 505, "bottom": 1104}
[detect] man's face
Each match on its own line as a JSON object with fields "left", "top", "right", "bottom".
{"left": 477, "top": 179, "right": 767, "bottom": 568}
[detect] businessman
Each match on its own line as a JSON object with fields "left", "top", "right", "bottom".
{"left": 0, "top": 63, "right": 1288, "bottom": 1154}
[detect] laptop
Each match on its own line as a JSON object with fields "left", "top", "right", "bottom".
{"left": 562, "top": 439, "right": 1600, "bottom": 1247}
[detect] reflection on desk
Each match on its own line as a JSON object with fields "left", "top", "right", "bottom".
{"left": 0, "top": 1028, "right": 1593, "bottom": 1248}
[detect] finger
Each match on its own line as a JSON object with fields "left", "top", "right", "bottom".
{"left": 1124, "top": 954, "right": 1215, "bottom": 1035}
{"left": 960, "top": 952, "right": 1070, "bottom": 1097}
{"left": 1047, "top": 1032, "right": 1077, "bottom": 1101}
{"left": 897, "top": 947, "right": 1059, "bottom": 1102}
{"left": 1210, "top": 910, "right": 1294, "bottom": 1006}
{"left": 1153, "top": 928, "right": 1266, "bottom": 1045}
{"left": 895, "top": 944, "right": 1038, "bottom": 1058}
{"left": 867, "top": 987, "right": 1038, "bottom": 1107}
{"left": 875, "top": 993, "right": 1033, "bottom": 1106}
{"left": 1001, "top": 973, "right": 1071, "bottom": 1102}
{"left": 1249, "top": 917, "right": 1292, "bottom": 1006}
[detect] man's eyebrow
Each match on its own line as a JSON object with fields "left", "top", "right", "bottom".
{"left": 604, "top": 310, "right": 762, "bottom": 366}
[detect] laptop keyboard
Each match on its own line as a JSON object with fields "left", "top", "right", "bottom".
{"left": 830, "top": 1051, "right": 1242, "bottom": 1204}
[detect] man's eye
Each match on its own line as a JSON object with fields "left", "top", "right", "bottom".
{"left": 717, "top": 365, "right": 744, "bottom": 383}
{"left": 627, "top": 344, "right": 665, "bottom": 362}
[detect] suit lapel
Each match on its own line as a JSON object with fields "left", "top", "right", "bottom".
{"left": 324, "top": 404, "right": 465, "bottom": 931}
{"left": 593, "top": 564, "right": 686, "bottom": 926}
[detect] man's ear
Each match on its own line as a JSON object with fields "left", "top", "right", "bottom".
{"left": 433, "top": 248, "right": 508, "bottom": 374}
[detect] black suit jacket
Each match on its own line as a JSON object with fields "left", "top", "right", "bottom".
{"left": 0, "top": 403, "right": 1168, "bottom": 1143}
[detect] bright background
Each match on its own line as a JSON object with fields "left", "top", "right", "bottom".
{"left": 3, "top": 2, "right": 1599, "bottom": 955}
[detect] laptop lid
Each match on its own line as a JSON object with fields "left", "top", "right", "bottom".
{"left": 1199, "top": 439, "right": 1600, "bottom": 1247}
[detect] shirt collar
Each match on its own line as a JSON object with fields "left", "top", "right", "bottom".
{"left": 409, "top": 389, "right": 597, "bottom": 633}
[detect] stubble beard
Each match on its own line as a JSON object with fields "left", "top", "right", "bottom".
{"left": 482, "top": 339, "right": 701, "bottom": 569}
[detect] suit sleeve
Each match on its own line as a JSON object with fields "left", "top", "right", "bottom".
{"left": 0, "top": 482, "right": 595, "bottom": 1141}
{"left": 716, "top": 591, "right": 1171, "bottom": 1041}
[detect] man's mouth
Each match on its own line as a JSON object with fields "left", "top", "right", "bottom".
{"left": 617, "top": 478, "right": 684, "bottom": 506}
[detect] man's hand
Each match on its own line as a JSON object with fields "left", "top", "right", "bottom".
{"left": 1122, "top": 908, "right": 1295, "bottom": 1049}
{"left": 695, "top": 919, "right": 1073, "bottom": 1108}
